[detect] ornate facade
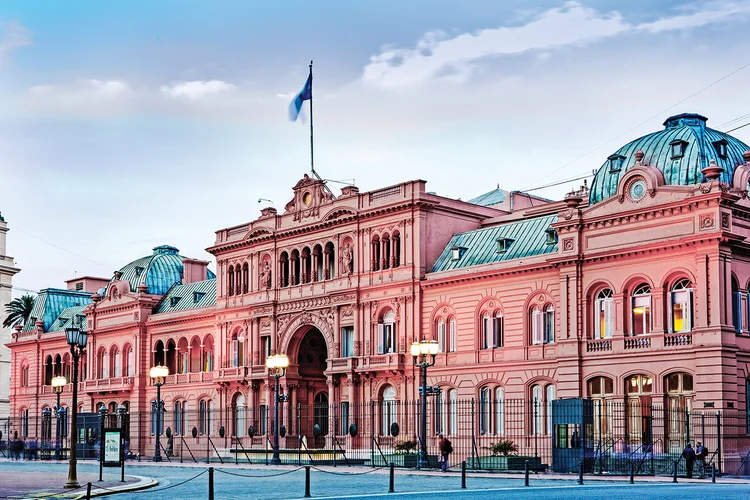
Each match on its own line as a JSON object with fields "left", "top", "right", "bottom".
{"left": 6, "top": 113, "right": 750, "bottom": 460}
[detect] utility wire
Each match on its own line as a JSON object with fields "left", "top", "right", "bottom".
{"left": 523, "top": 60, "right": 750, "bottom": 190}
{"left": 725, "top": 121, "right": 750, "bottom": 134}
{"left": 12, "top": 226, "right": 112, "bottom": 270}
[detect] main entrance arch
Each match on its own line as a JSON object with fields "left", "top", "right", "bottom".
{"left": 286, "top": 325, "right": 331, "bottom": 447}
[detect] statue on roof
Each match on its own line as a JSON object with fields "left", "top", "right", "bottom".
{"left": 260, "top": 261, "right": 272, "bottom": 289}
{"left": 342, "top": 244, "right": 354, "bottom": 276}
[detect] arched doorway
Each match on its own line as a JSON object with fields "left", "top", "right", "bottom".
{"left": 291, "top": 326, "right": 329, "bottom": 447}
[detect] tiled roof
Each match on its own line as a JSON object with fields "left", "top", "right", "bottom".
{"left": 112, "top": 245, "right": 216, "bottom": 296}
{"left": 153, "top": 279, "right": 216, "bottom": 314}
{"left": 47, "top": 305, "right": 88, "bottom": 332}
{"left": 468, "top": 186, "right": 509, "bottom": 207}
{"left": 430, "top": 214, "right": 558, "bottom": 272}
{"left": 590, "top": 113, "right": 750, "bottom": 204}
{"left": 22, "top": 289, "right": 93, "bottom": 332}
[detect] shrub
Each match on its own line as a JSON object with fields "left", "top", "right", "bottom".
{"left": 486, "top": 439, "right": 518, "bottom": 457}
{"left": 395, "top": 439, "right": 418, "bottom": 454}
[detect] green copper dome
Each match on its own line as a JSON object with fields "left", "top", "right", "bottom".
{"left": 111, "top": 245, "right": 216, "bottom": 295}
{"left": 590, "top": 113, "right": 750, "bottom": 204}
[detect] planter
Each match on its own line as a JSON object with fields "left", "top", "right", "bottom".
{"left": 375, "top": 453, "right": 440, "bottom": 468}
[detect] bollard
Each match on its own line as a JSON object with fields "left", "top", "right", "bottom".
{"left": 461, "top": 461, "right": 467, "bottom": 489}
{"left": 711, "top": 463, "right": 716, "bottom": 483}
{"left": 208, "top": 467, "right": 214, "bottom": 500}
{"left": 85, "top": 482, "right": 92, "bottom": 500}
{"left": 304, "top": 466, "right": 311, "bottom": 498}
{"left": 629, "top": 462, "right": 634, "bottom": 484}
{"left": 524, "top": 460, "right": 530, "bottom": 486}
{"left": 389, "top": 462, "right": 395, "bottom": 493}
{"left": 672, "top": 461, "right": 678, "bottom": 483}
{"left": 577, "top": 461, "right": 584, "bottom": 485}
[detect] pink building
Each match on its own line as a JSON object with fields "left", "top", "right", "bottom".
{"left": 6, "top": 113, "right": 750, "bottom": 471}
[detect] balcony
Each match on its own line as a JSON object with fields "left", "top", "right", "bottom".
{"left": 624, "top": 337, "right": 651, "bottom": 350}
{"left": 357, "top": 353, "right": 405, "bottom": 373}
{"left": 165, "top": 372, "right": 215, "bottom": 385}
{"left": 83, "top": 376, "right": 134, "bottom": 393}
{"left": 218, "top": 366, "right": 248, "bottom": 380}
{"left": 664, "top": 332, "right": 692, "bottom": 347}
{"left": 328, "top": 357, "right": 359, "bottom": 374}
{"left": 586, "top": 339, "right": 612, "bottom": 352}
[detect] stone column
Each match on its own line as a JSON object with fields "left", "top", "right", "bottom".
{"left": 312, "top": 250, "right": 319, "bottom": 282}
{"left": 323, "top": 249, "right": 330, "bottom": 280}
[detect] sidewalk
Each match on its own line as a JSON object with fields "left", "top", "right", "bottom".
{"left": 0, "top": 467, "right": 158, "bottom": 499}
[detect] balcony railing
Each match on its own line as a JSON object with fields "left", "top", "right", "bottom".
{"left": 83, "top": 376, "right": 134, "bottom": 392}
{"left": 329, "top": 357, "right": 359, "bottom": 372}
{"left": 664, "top": 332, "right": 692, "bottom": 347}
{"left": 624, "top": 337, "right": 651, "bottom": 350}
{"left": 586, "top": 339, "right": 612, "bottom": 352}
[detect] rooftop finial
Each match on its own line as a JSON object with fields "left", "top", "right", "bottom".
{"left": 743, "top": 150, "right": 750, "bottom": 165}
{"left": 702, "top": 158, "right": 723, "bottom": 181}
{"left": 634, "top": 150, "right": 645, "bottom": 164}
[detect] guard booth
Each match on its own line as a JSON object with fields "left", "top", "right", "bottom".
{"left": 551, "top": 399, "right": 595, "bottom": 473}
{"left": 76, "top": 412, "right": 102, "bottom": 459}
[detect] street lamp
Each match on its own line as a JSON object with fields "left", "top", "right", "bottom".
{"left": 266, "top": 353, "right": 290, "bottom": 465}
{"left": 64, "top": 316, "right": 88, "bottom": 489}
{"left": 51, "top": 376, "right": 67, "bottom": 460}
{"left": 411, "top": 339, "right": 439, "bottom": 469}
{"left": 149, "top": 365, "right": 169, "bottom": 462}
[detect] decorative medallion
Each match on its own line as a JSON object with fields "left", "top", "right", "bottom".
{"left": 628, "top": 178, "right": 647, "bottom": 201}
{"left": 699, "top": 215, "right": 715, "bottom": 230}
{"left": 563, "top": 238, "right": 574, "bottom": 252}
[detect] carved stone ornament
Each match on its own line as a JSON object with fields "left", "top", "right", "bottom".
{"left": 563, "top": 238, "right": 574, "bottom": 252}
{"left": 699, "top": 215, "right": 715, "bottom": 230}
{"left": 722, "top": 213, "right": 730, "bottom": 229}
{"left": 562, "top": 209, "right": 574, "bottom": 220}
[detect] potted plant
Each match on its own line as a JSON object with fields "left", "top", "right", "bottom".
{"left": 390, "top": 439, "right": 418, "bottom": 467}
{"left": 480, "top": 439, "right": 542, "bottom": 471}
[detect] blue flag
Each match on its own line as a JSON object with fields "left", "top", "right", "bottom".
{"left": 288, "top": 74, "right": 312, "bottom": 121}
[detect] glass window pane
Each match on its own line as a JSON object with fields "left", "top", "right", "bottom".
{"left": 604, "top": 378, "right": 613, "bottom": 394}
{"left": 683, "top": 374, "right": 693, "bottom": 392}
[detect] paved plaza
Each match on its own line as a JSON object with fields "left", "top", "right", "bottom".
{"left": 0, "top": 460, "right": 747, "bottom": 499}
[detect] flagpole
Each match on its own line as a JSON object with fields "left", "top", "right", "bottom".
{"left": 309, "top": 60, "right": 314, "bottom": 176}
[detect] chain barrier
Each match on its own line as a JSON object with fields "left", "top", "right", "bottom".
{"left": 90, "top": 469, "right": 207, "bottom": 495}
{"left": 7, "top": 483, "right": 88, "bottom": 500}
{"left": 214, "top": 466, "right": 305, "bottom": 478}
{"left": 309, "top": 464, "right": 388, "bottom": 475}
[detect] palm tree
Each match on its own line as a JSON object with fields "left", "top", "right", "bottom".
{"left": 3, "top": 294, "right": 35, "bottom": 328}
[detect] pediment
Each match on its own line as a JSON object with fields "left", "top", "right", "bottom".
{"left": 323, "top": 207, "right": 356, "bottom": 221}
{"left": 244, "top": 227, "right": 274, "bottom": 240}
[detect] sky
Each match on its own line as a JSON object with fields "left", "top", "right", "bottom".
{"left": 2, "top": 0, "right": 750, "bottom": 296}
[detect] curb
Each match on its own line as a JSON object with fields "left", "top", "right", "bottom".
{"left": 73, "top": 476, "right": 159, "bottom": 499}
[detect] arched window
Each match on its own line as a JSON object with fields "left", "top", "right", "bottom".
{"left": 494, "top": 387, "right": 505, "bottom": 435}
{"left": 588, "top": 376, "right": 614, "bottom": 439}
{"left": 546, "top": 385, "right": 556, "bottom": 435}
{"left": 448, "top": 317, "right": 456, "bottom": 352}
{"left": 631, "top": 284, "right": 652, "bottom": 335}
{"left": 242, "top": 263, "right": 249, "bottom": 294}
{"left": 279, "top": 252, "right": 290, "bottom": 287}
{"left": 325, "top": 242, "right": 335, "bottom": 279}
{"left": 531, "top": 306, "right": 542, "bottom": 345}
{"left": 227, "top": 265, "right": 235, "bottom": 296}
{"left": 199, "top": 399, "right": 212, "bottom": 435}
{"left": 732, "top": 277, "right": 741, "bottom": 333}
{"left": 381, "top": 386, "right": 397, "bottom": 435}
{"left": 154, "top": 340, "right": 165, "bottom": 367}
{"left": 669, "top": 279, "right": 693, "bottom": 333}
{"left": 63, "top": 353, "right": 71, "bottom": 380}
{"left": 21, "top": 364, "right": 29, "bottom": 387}
{"left": 203, "top": 336, "right": 214, "bottom": 372}
{"left": 189, "top": 337, "right": 201, "bottom": 373}
{"left": 166, "top": 340, "right": 177, "bottom": 374}
{"left": 543, "top": 305, "right": 555, "bottom": 344}
{"left": 449, "top": 389, "right": 458, "bottom": 435}
{"left": 111, "top": 346, "right": 121, "bottom": 378}
{"left": 231, "top": 332, "right": 245, "bottom": 367}
{"left": 531, "top": 385, "right": 543, "bottom": 435}
{"left": 436, "top": 318, "right": 446, "bottom": 352}
{"left": 382, "top": 234, "right": 391, "bottom": 270}
{"left": 54, "top": 354, "right": 62, "bottom": 377}
{"left": 44, "top": 355, "right": 53, "bottom": 385}
{"left": 392, "top": 232, "right": 401, "bottom": 268}
{"left": 313, "top": 244, "right": 324, "bottom": 282}
{"left": 301, "top": 247, "right": 311, "bottom": 284}
{"left": 371, "top": 236, "right": 381, "bottom": 272}
{"left": 177, "top": 338, "right": 189, "bottom": 374}
{"left": 436, "top": 388, "right": 447, "bottom": 435}
{"left": 377, "top": 311, "right": 396, "bottom": 354}
{"left": 479, "top": 387, "right": 491, "bottom": 434}
{"left": 174, "top": 401, "right": 187, "bottom": 436}
{"left": 481, "top": 311, "right": 503, "bottom": 350}
{"left": 291, "top": 249, "right": 300, "bottom": 285}
{"left": 595, "top": 288, "right": 614, "bottom": 339}
{"left": 98, "top": 347, "right": 108, "bottom": 379}
{"left": 125, "top": 345, "right": 134, "bottom": 377}
{"left": 20, "top": 408, "right": 29, "bottom": 437}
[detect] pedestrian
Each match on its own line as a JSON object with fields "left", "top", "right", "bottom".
{"left": 438, "top": 434, "right": 452, "bottom": 472}
{"left": 682, "top": 442, "right": 696, "bottom": 478}
{"left": 695, "top": 441, "right": 707, "bottom": 478}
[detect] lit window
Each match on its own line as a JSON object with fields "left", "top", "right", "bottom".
{"left": 631, "top": 284, "right": 652, "bottom": 335}
{"left": 670, "top": 279, "right": 693, "bottom": 333}
{"left": 595, "top": 288, "right": 614, "bottom": 339}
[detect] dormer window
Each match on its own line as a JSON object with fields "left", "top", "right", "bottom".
{"left": 170, "top": 297, "right": 181, "bottom": 307}
{"left": 545, "top": 227, "right": 557, "bottom": 245}
{"left": 496, "top": 238, "right": 514, "bottom": 254}
{"left": 193, "top": 292, "right": 205, "bottom": 303}
{"left": 59, "top": 318, "right": 68, "bottom": 327}
{"left": 607, "top": 154, "right": 626, "bottom": 173}
{"left": 713, "top": 139, "right": 728, "bottom": 159}
{"left": 669, "top": 140, "right": 687, "bottom": 159}
{"left": 450, "top": 246, "right": 467, "bottom": 261}
{"left": 135, "top": 266, "right": 144, "bottom": 277}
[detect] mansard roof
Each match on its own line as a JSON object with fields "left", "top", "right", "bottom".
{"left": 468, "top": 185, "right": 509, "bottom": 207}
{"left": 153, "top": 279, "right": 216, "bottom": 314}
{"left": 47, "top": 305, "right": 88, "bottom": 332}
{"left": 430, "top": 213, "right": 558, "bottom": 272}
{"left": 22, "top": 288, "right": 93, "bottom": 332}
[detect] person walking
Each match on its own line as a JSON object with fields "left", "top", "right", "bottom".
{"left": 695, "top": 441, "right": 707, "bottom": 478}
{"left": 438, "top": 434, "right": 452, "bottom": 472}
{"left": 682, "top": 442, "right": 696, "bottom": 478}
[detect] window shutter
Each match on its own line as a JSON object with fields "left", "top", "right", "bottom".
{"left": 377, "top": 324, "right": 385, "bottom": 354}
{"left": 605, "top": 300, "right": 614, "bottom": 338}
{"left": 450, "top": 320, "right": 457, "bottom": 352}
{"left": 532, "top": 310, "right": 540, "bottom": 345}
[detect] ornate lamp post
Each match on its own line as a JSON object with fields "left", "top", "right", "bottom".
{"left": 266, "top": 353, "right": 290, "bottom": 465}
{"left": 411, "top": 340, "right": 439, "bottom": 469}
{"left": 51, "top": 376, "right": 66, "bottom": 460}
{"left": 149, "top": 365, "right": 169, "bottom": 462}
{"left": 64, "top": 316, "right": 88, "bottom": 489}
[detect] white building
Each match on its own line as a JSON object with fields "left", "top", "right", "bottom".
{"left": 0, "top": 213, "right": 21, "bottom": 420}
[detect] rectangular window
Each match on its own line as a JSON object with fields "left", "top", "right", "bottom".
{"left": 437, "top": 322, "right": 446, "bottom": 353}
{"left": 671, "top": 290, "right": 693, "bottom": 333}
{"left": 341, "top": 327, "right": 354, "bottom": 357}
{"left": 493, "top": 316, "right": 504, "bottom": 348}
{"left": 482, "top": 317, "right": 491, "bottom": 350}
{"left": 231, "top": 340, "right": 239, "bottom": 368}
{"left": 632, "top": 296, "right": 651, "bottom": 335}
{"left": 75, "top": 282, "right": 83, "bottom": 291}
{"left": 449, "top": 319, "right": 456, "bottom": 352}
{"left": 596, "top": 300, "right": 614, "bottom": 339}
{"left": 377, "top": 323, "right": 395, "bottom": 354}
{"left": 543, "top": 308, "right": 555, "bottom": 344}
{"left": 260, "top": 405, "right": 268, "bottom": 435}
{"left": 532, "top": 309, "right": 542, "bottom": 345}
{"left": 732, "top": 291, "right": 742, "bottom": 333}
{"left": 340, "top": 402, "right": 349, "bottom": 435}
{"left": 260, "top": 337, "right": 270, "bottom": 365}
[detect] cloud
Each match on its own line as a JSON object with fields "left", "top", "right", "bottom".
{"left": 160, "top": 80, "right": 237, "bottom": 99}
{"left": 0, "top": 21, "right": 32, "bottom": 63}
{"left": 362, "top": 1, "right": 750, "bottom": 87}
{"left": 26, "top": 79, "right": 133, "bottom": 114}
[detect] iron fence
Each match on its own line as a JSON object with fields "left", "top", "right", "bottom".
{"left": 2, "top": 399, "right": 748, "bottom": 475}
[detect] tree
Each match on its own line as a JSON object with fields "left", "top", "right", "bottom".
{"left": 3, "top": 294, "right": 35, "bottom": 328}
